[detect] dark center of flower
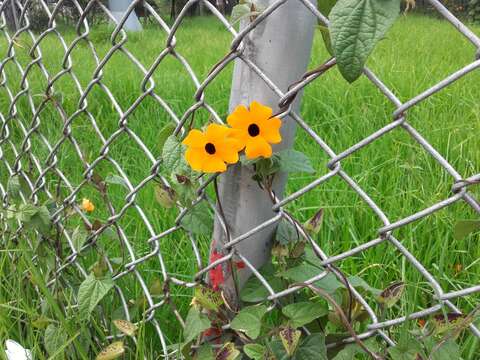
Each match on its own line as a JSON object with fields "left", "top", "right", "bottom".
{"left": 248, "top": 123, "right": 260, "bottom": 137}
{"left": 205, "top": 142, "right": 216, "bottom": 155}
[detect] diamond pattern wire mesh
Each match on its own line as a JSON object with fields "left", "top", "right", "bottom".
{"left": 0, "top": 0, "right": 479, "bottom": 357}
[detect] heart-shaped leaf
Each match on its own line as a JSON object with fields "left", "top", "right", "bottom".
{"left": 231, "top": 305, "right": 268, "bottom": 339}
{"left": 330, "top": 0, "right": 401, "bottom": 82}
{"left": 280, "top": 326, "right": 301, "bottom": 356}
{"left": 282, "top": 302, "right": 328, "bottom": 328}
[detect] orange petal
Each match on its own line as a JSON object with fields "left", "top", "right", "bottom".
{"left": 217, "top": 142, "right": 240, "bottom": 164}
{"left": 261, "top": 117, "right": 282, "bottom": 144}
{"left": 226, "top": 129, "right": 247, "bottom": 151}
{"left": 227, "top": 105, "right": 250, "bottom": 130}
{"left": 206, "top": 123, "right": 230, "bottom": 142}
{"left": 250, "top": 101, "right": 273, "bottom": 122}
{"left": 185, "top": 148, "right": 206, "bottom": 171}
{"left": 182, "top": 129, "right": 206, "bottom": 147}
{"left": 245, "top": 137, "right": 272, "bottom": 159}
{"left": 202, "top": 156, "right": 227, "bottom": 173}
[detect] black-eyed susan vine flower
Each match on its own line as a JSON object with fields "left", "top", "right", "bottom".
{"left": 227, "top": 101, "right": 282, "bottom": 159}
{"left": 182, "top": 124, "right": 243, "bottom": 173}
{"left": 81, "top": 198, "right": 95, "bottom": 213}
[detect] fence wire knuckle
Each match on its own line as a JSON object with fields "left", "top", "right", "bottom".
{"left": 0, "top": 0, "right": 479, "bottom": 357}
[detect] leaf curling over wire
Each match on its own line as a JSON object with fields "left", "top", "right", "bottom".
{"left": 96, "top": 341, "right": 125, "bottom": 360}
{"left": 113, "top": 319, "right": 138, "bottom": 337}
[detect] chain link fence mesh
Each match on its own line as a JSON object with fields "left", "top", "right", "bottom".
{"left": 0, "top": 0, "right": 479, "bottom": 357}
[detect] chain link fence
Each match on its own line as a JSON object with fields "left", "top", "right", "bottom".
{"left": 0, "top": 0, "right": 479, "bottom": 358}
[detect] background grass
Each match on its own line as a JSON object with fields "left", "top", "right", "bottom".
{"left": 0, "top": 13, "right": 480, "bottom": 359}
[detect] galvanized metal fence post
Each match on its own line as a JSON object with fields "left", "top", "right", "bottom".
{"left": 108, "top": 0, "right": 142, "bottom": 31}
{"left": 211, "top": 0, "right": 316, "bottom": 308}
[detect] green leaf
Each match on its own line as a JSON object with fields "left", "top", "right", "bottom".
{"left": 72, "top": 226, "right": 88, "bottom": 252}
{"left": 277, "top": 149, "right": 315, "bottom": 173}
{"left": 158, "top": 122, "right": 176, "bottom": 152}
{"left": 454, "top": 220, "right": 480, "bottom": 240}
{"left": 7, "top": 175, "right": 21, "bottom": 200}
{"left": 104, "top": 174, "right": 128, "bottom": 188}
{"left": 388, "top": 337, "right": 424, "bottom": 360}
{"left": 154, "top": 183, "right": 176, "bottom": 208}
{"left": 240, "top": 264, "right": 283, "bottom": 302}
{"left": 347, "top": 275, "right": 381, "bottom": 295}
{"left": 318, "top": 0, "right": 338, "bottom": 15}
{"left": 149, "top": 278, "right": 163, "bottom": 296}
{"left": 78, "top": 273, "right": 114, "bottom": 319}
{"left": 332, "top": 343, "right": 358, "bottom": 360}
{"left": 240, "top": 275, "right": 283, "bottom": 303}
{"left": 319, "top": 26, "right": 334, "bottom": 55}
{"left": 91, "top": 256, "right": 108, "bottom": 279}
{"left": 270, "top": 340, "right": 289, "bottom": 360}
{"left": 295, "top": 333, "right": 328, "bottom": 359}
{"left": 194, "top": 345, "right": 215, "bottom": 360}
{"left": 425, "top": 338, "right": 461, "bottom": 360}
{"left": 276, "top": 219, "right": 299, "bottom": 245}
{"left": 332, "top": 338, "right": 380, "bottom": 360}
{"left": 173, "top": 178, "right": 197, "bottom": 206}
{"left": 281, "top": 264, "right": 342, "bottom": 293}
{"left": 283, "top": 254, "right": 379, "bottom": 295}
{"left": 32, "top": 315, "right": 52, "bottom": 329}
{"left": 180, "top": 202, "right": 213, "bottom": 236}
{"left": 329, "top": 0, "right": 400, "bottom": 82}
{"left": 243, "top": 344, "right": 267, "bottom": 360}
{"left": 231, "top": 304, "right": 268, "bottom": 339}
{"left": 183, "top": 307, "right": 211, "bottom": 344}
{"left": 247, "top": 156, "right": 281, "bottom": 181}
{"left": 102, "top": 227, "right": 117, "bottom": 241}
{"left": 18, "top": 203, "right": 51, "bottom": 235}
{"left": 282, "top": 301, "right": 329, "bottom": 328}
{"left": 231, "top": 4, "right": 251, "bottom": 24}
{"left": 162, "top": 135, "right": 185, "bottom": 171}
{"left": 44, "top": 324, "right": 67, "bottom": 359}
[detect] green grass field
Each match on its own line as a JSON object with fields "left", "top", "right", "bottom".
{"left": 1, "top": 14, "right": 480, "bottom": 359}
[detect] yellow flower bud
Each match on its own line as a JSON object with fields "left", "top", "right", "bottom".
{"left": 81, "top": 198, "right": 95, "bottom": 213}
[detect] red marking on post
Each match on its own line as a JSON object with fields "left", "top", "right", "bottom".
{"left": 209, "top": 250, "right": 225, "bottom": 291}
{"left": 235, "top": 261, "right": 246, "bottom": 269}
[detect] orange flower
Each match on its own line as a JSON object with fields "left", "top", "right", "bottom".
{"left": 182, "top": 124, "right": 242, "bottom": 173}
{"left": 81, "top": 198, "right": 95, "bottom": 213}
{"left": 227, "top": 101, "right": 282, "bottom": 159}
